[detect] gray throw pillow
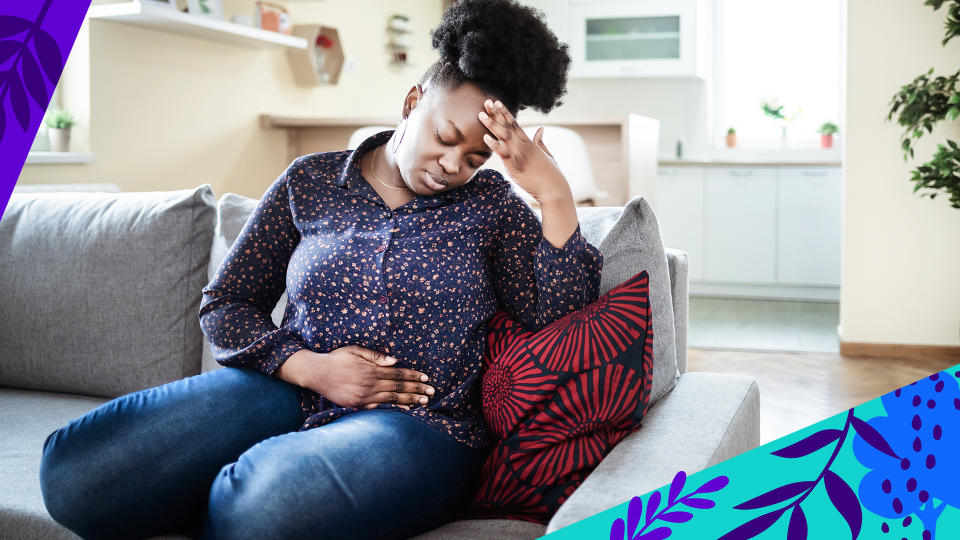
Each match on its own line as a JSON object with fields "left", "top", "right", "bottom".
{"left": 0, "top": 185, "right": 217, "bottom": 397}
{"left": 535, "top": 196, "right": 680, "bottom": 408}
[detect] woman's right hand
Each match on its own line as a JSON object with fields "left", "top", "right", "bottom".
{"left": 276, "top": 345, "right": 434, "bottom": 410}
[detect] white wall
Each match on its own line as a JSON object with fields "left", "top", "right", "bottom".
{"left": 840, "top": 0, "right": 960, "bottom": 346}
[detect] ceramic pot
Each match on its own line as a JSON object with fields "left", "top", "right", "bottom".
{"left": 49, "top": 127, "right": 71, "bottom": 152}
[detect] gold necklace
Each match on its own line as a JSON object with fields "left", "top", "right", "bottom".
{"left": 367, "top": 144, "right": 408, "bottom": 191}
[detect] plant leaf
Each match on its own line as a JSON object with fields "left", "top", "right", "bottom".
{"left": 668, "top": 470, "right": 686, "bottom": 505}
{"left": 719, "top": 508, "right": 787, "bottom": 540}
{"left": 695, "top": 475, "right": 729, "bottom": 494}
{"left": 610, "top": 517, "right": 626, "bottom": 540}
{"left": 0, "top": 15, "right": 31, "bottom": 38}
{"left": 824, "top": 470, "right": 862, "bottom": 539}
{"left": 787, "top": 505, "right": 808, "bottom": 540}
{"left": 646, "top": 491, "right": 661, "bottom": 525}
{"left": 20, "top": 48, "right": 49, "bottom": 109}
{"left": 658, "top": 511, "right": 693, "bottom": 523}
{"left": 637, "top": 527, "right": 672, "bottom": 540}
{"left": 0, "top": 40, "right": 19, "bottom": 63}
{"left": 8, "top": 70, "right": 30, "bottom": 131}
{"left": 679, "top": 497, "right": 715, "bottom": 509}
{"left": 733, "top": 481, "right": 813, "bottom": 510}
{"left": 850, "top": 415, "right": 900, "bottom": 460}
{"left": 33, "top": 29, "right": 63, "bottom": 85}
{"left": 627, "top": 496, "right": 643, "bottom": 539}
{"left": 771, "top": 429, "right": 842, "bottom": 458}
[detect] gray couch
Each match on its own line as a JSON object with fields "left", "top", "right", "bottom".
{"left": 0, "top": 182, "right": 760, "bottom": 539}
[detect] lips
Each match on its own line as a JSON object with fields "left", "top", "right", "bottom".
{"left": 424, "top": 171, "right": 449, "bottom": 191}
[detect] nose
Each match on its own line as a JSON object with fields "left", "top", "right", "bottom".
{"left": 438, "top": 152, "right": 460, "bottom": 176}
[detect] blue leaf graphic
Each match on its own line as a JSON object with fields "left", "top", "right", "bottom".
{"left": 8, "top": 70, "right": 30, "bottom": 130}
{"left": 679, "top": 497, "right": 715, "bottom": 509}
{"left": 771, "top": 429, "right": 842, "bottom": 458}
{"left": 0, "top": 15, "right": 31, "bottom": 38}
{"left": 787, "top": 505, "right": 807, "bottom": 540}
{"left": 0, "top": 98, "right": 6, "bottom": 140}
{"left": 611, "top": 517, "right": 626, "bottom": 540}
{"left": 646, "top": 491, "right": 661, "bottom": 525}
{"left": 33, "top": 29, "right": 62, "bottom": 85}
{"left": 627, "top": 496, "right": 643, "bottom": 539}
{"left": 823, "top": 470, "right": 862, "bottom": 539}
{"left": 850, "top": 415, "right": 900, "bottom": 460}
{"left": 636, "top": 526, "right": 671, "bottom": 540}
{"left": 668, "top": 470, "right": 686, "bottom": 505}
{"left": 658, "top": 511, "right": 693, "bottom": 523}
{"left": 20, "top": 48, "right": 48, "bottom": 108}
{"left": 733, "top": 481, "right": 813, "bottom": 510}
{"left": 719, "top": 507, "right": 787, "bottom": 540}
{"left": 695, "top": 475, "right": 729, "bottom": 493}
{"left": 0, "top": 40, "right": 19, "bottom": 63}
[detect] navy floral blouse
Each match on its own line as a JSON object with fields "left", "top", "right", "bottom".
{"left": 198, "top": 129, "right": 604, "bottom": 449}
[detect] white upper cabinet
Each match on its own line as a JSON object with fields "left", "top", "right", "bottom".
{"left": 568, "top": 0, "right": 709, "bottom": 79}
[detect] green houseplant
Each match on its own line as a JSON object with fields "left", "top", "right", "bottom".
{"left": 44, "top": 107, "right": 75, "bottom": 153}
{"left": 725, "top": 127, "right": 737, "bottom": 148}
{"left": 886, "top": 0, "right": 960, "bottom": 209}
{"left": 817, "top": 121, "right": 839, "bottom": 148}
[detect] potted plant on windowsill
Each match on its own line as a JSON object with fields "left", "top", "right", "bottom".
{"left": 725, "top": 127, "right": 737, "bottom": 148}
{"left": 45, "top": 108, "right": 75, "bottom": 153}
{"left": 817, "top": 121, "right": 838, "bottom": 148}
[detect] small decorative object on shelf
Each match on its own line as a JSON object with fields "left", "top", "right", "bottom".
{"left": 287, "top": 25, "right": 344, "bottom": 85}
{"left": 255, "top": 0, "right": 291, "bottom": 35}
{"left": 186, "top": 0, "right": 224, "bottom": 20}
{"left": 230, "top": 14, "right": 252, "bottom": 26}
{"left": 387, "top": 14, "right": 411, "bottom": 66}
{"left": 725, "top": 127, "right": 737, "bottom": 148}
{"left": 761, "top": 96, "right": 802, "bottom": 149}
{"left": 817, "top": 121, "right": 838, "bottom": 148}
{"left": 45, "top": 107, "right": 75, "bottom": 153}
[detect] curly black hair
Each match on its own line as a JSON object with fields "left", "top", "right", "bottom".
{"left": 420, "top": 0, "right": 571, "bottom": 117}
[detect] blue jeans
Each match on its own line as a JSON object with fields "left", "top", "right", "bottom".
{"left": 38, "top": 366, "right": 489, "bottom": 540}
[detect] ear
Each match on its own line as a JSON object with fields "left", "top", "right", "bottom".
{"left": 401, "top": 84, "right": 424, "bottom": 119}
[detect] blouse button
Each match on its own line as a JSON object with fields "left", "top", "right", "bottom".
{"left": 378, "top": 295, "right": 389, "bottom": 304}
{"left": 375, "top": 245, "right": 386, "bottom": 253}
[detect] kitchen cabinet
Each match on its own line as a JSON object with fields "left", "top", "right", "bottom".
{"left": 703, "top": 168, "right": 778, "bottom": 284}
{"left": 656, "top": 164, "right": 843, "bottom": 300}
{"left": 776, "top": 168, "right": 843, "bottom": 285}
{"left": 655, "top": 167, "right": 704, "bottom": 280}
{"left": 567, "top": 0, "right": 709, "bottom": 79}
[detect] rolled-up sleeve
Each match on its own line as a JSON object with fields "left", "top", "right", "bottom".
{"left": 198, "top": 159, "right": 308, "bottom": 377}
{"left": 489, "top": 184, "right": 604, "bottom": 332}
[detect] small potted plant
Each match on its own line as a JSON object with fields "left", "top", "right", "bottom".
{"left": 45, "top": 107, "right": 75, "bottom": 152}
{"left": 725, "top": 127, "right": 737, "bottom": 148}
{"left": 817, "top": 121, "right": 838, "bottom": 148}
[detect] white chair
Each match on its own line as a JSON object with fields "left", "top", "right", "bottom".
{"left": 347, "top": 125, "right": 608, "bottom": 208}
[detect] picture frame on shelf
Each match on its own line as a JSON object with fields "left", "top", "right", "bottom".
{"left": 186, "top": 0, "right": 224, "bottom": 20}
{"left": 146, "top": 0, "right": 179, "bottom": 10}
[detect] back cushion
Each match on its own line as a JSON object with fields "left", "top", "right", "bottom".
{"left": 0, "top": 185, "right": 217, "bottom": 397}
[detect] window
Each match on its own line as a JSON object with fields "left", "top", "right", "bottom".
{"left": 712, "top": 0, "right": 844, "bottom": 150}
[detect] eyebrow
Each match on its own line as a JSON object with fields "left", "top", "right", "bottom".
{"left": 448, "top": 119, "right": 493, "bottom": 159}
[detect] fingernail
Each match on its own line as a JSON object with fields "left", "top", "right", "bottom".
{"left": 479, "top": 111, "right": 488, "bottom": 119}
{"left": 420, "top": 397, "right": 428, "bottom": 404}
{"left": 421, "top": 375, "right": 429, "bottom": 382}
{"left": 388, "top": 356, "right": 397, "bottom": 362}
{"left": 426, "top": 387, "right": 435, "bottom": 395}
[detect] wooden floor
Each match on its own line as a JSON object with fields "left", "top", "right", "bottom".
{"left": 686, "top": 348, "right": 960, "bottom": 445}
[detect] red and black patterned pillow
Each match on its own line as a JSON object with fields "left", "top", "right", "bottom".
{"left": 456, "top": 269, "right": 656, "bottom": 524}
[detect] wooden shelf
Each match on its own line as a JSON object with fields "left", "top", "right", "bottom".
{"left": 88, "top": 0, "right": 307, "bottom": 50}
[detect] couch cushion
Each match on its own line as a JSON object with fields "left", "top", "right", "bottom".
{"left": 0, "top": 185, "right": 217, "bottom": 397}
{"left": 462, "top": 269, "right": 656, "bottom": 524}
{"left": 408, "top": 517, "right": 546, "bottom": 539}
{"left": 537, "top": 197, "right": 679, "bottom": 406}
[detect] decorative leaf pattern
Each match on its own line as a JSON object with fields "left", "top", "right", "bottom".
{"left": 0, "top": 0, "right": 62, "bottom": 142}
{"left": 610, "top": 471, "right": 728, "bottom": 540}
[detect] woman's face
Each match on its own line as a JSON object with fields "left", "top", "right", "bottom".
{"left": 394, "top": 81, "right": 498, "bottom": 195}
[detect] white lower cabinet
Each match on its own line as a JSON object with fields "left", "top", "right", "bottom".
{"left": 702, "top": 168, "right": 778, "bottom": 283}
{"left": 776, "top": 168, "right": 843, "bottom": 285}
{"left": 656, "top": 164, "right": 842, "bottom": 298}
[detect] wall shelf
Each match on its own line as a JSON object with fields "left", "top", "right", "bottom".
{"left": 25, "top": 152, "right": 96, "bottom": 164}
{"left": 88, "top": 0, "right": 307, "bottom": 50}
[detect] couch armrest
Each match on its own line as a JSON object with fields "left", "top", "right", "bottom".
{"left": 664, "top": 248, "right": 688, "bottom": 374}
{"left": 546, "top": 371, "right": 760, "bottom": 534}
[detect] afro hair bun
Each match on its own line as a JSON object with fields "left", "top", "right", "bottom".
{"left": 426, "top": 0, "right": 571, "bottom": 115}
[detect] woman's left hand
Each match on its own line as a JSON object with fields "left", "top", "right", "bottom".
{"left": 478, "top": 98, "right": 569, "bottom": 202}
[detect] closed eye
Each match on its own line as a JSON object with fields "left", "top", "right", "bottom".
{"left": 436, "top": 129, "right": 484, "bottom": 169}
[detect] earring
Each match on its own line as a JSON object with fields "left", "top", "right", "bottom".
{"left": 393, "top": 117, "right": 407, "bottom": 154}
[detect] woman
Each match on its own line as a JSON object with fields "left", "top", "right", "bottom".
{"left": 38, "top": 1, "right": 603, "bottom": 538}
